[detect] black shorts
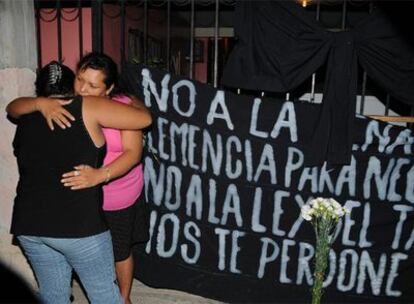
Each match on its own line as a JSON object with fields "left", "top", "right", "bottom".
{"left": 104, "top": 195, "right": 149, "bottom": 262}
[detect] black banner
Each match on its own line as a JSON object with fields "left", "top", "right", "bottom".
{"left": 124, "top": 65, "right": 414, "bottom": 303}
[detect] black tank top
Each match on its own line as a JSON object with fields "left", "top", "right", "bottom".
{"left": 11, "top": 96, "right": 108, "bottom": 237}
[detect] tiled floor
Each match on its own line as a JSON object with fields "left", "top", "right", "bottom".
{"left": 71, "top": 279, "right": 224, "bottom": 304}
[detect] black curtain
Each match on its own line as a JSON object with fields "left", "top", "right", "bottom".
{"left": 222, "top": 1, "right": 414, "bottom": 165}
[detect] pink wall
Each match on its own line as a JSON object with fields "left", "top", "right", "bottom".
{"left": 39, "top": 8, "right": 92, "bottom": 71}
{"left": 39, "top": 5, "right": 145, "bottom": 72}
{"left": 194, "top": 38, "right": 209, "bottom": 83}
{"left": 102, "top": 5, "right": 122, "bottom": 67}
{"left": 39, "top": 6, "right": 207, "bottom": 83}
{"left": 102, "top": 5, "right": 165, "bottom": 67}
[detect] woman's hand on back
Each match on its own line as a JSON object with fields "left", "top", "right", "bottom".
{"left": 61, "top": 164, "right": 107, "bottom": 190}
{"left": 37, "top": 98, "right": 75, "bottom": 130}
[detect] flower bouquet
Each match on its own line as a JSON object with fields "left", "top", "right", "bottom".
{"left": 301, "top": 197, "right": 349, "bottom": 304}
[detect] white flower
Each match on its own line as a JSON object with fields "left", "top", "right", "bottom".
{"left": 330, "top": 198, "right": 341, "bottom": 209}
{"left": 306, "top": 197, "right": 348, "bottom": 221}
{"left": 301, "top": 205, "right": 313, "bottom": 221}
{"left": 302, "top": 197, "right": 349, "bottom": 304}
{"left": 334, "top": 208, "right": 344, "bottom": 217}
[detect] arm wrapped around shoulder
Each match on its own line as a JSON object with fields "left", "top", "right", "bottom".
{"left": 84, "top": 96, "right": 152, "bottom": 130}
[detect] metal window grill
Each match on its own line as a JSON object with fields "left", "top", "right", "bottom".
{"left": 34, "top": 0, "right": 414, "bottom": 126}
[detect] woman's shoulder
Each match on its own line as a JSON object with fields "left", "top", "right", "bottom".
{"left": 112, "top": 94, "right": 132, "bottom": 105}
{"left": 82, "top": 95, "right": 113, "bottom": 108}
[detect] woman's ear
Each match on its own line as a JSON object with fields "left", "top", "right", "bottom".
{"left": 106, "top": 84, "right": 114, "bottom": 96}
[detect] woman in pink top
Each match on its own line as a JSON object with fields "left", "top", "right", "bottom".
{"left": 7, "top": 53, "right": 148, "bottom": 304}
{"left": 102, "top": 94, "right": 144, "bottom": 212}
{"left": 67, "top": 53, "right": 146, "bottom": 304}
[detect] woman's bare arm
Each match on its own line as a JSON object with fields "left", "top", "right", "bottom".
{"left": 84, "top": 96, "right": 152, "bottom": 130}
{"left": 62, "top": 95, "right": 147, "bottom": 190}
{"left": 61, "top": 130, "right": 143, "bottom": 190}
{"left": 6, "top": 97, "right": 75, "bottom": 130}
{"left": 127, "top": 94, "right": 146, "bottom": 109}
{"left": 6, "top": 97, "right": 39, "bottom": 118}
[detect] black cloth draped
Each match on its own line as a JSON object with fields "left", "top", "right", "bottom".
{"left": 222, "top": 1, "right": 414, "bottom": 165}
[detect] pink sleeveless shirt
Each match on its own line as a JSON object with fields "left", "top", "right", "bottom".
{"left": 102, "top": 95, "right": 144, "bottom": 211}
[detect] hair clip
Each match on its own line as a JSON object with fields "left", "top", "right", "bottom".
{"left": 49, "top": 63, "right": 62, "bottom": 86}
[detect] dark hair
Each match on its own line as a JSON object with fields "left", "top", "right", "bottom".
{"left": 77, "top": 52, "right": 118, "bottom": 90}
{"left": 35, "top": 61, "right": 75, "bottom": 97}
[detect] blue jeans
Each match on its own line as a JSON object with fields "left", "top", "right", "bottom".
{"left": 18, "top": 231, "right": 123, "bottom": 304}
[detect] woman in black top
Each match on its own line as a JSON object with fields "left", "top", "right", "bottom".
{"left": 9, "top": 61, "right": 151, "bottom": 304}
